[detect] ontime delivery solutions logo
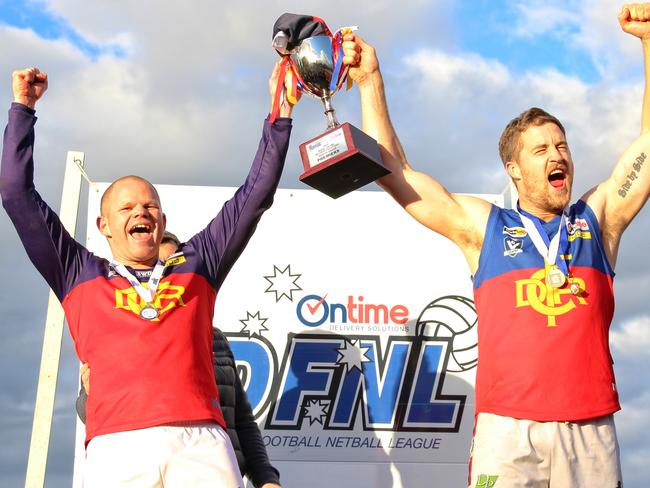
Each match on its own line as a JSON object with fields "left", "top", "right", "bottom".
{"left": 296, "top": 293, "right": 410, "bottom": 328}
{"left": 262, "top": 264, "right": 411, "bottom": 331}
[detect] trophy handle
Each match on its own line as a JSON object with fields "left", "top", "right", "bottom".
{"left": 321, "top": 96, "right": 340, "bottom": 129}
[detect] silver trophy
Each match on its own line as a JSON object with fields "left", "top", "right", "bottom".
{"left": 290, "top": 35, "right": 347, "bottom": 129}
{"left": 290, "top": 35, "right": 389, "bottom": 198}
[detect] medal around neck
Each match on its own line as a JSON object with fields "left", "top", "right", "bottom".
{"left": 111, "top": 261, "right": 166, "bottom": 321}
{"left": 546, "top": 266, "right": 567, "bottom": 288}
{"left": 140, "top": 305, "right": 160, "bottom": 320}
{"left": 515, "top": 206, "right": 570, "bottom": 289}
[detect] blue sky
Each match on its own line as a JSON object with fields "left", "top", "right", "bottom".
{"left": 454, "top": 0, "right": 603, "bottom": 81}
{"left": 1, "top": 0, "right": 649, "bottom": 487}
{"left": 0, "top": 0, "right": 125, "bottom": 58}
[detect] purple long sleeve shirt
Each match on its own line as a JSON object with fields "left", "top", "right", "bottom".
{"left": 1, "top": 102, "right": 292, "bottom": 443}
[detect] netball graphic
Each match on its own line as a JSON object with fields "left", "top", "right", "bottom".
{"left": 415, "top": 295, "right": 478, "bottom": 372}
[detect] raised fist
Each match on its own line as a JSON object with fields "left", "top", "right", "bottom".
{"left": 342, "top": 34, "right": 380, "bottom": 88}
{"left": 269, "top": 59, "right": 301, "bottom": 118}
{"left": 12, "top": 67, "right": 48, "bottom": 109}
{"left": 619, "top": 4, "right": 650, "bottom": 40}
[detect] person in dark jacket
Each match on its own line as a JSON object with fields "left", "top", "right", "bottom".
{"left": 212, "top": 328, "right": 280, "bottom": 488}
{"left": 76, "top": 231, "right": 281, "bottom": 488}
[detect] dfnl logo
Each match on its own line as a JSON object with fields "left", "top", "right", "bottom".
{"left": 226, "top": 296, "right": 478, "bottom": 433}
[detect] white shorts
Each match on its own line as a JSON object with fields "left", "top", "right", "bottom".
{"left": 84, "top": 422, "right": 243, "bottom": 488}
{"left": 469, "top": 412, "right": 622, "bottom": 488}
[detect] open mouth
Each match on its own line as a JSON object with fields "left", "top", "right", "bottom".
{"left": 128, "top": 223, "right": 153, "bottom": 240}
{"left": 548, "top": 168, "right": 566, "bottom": 189}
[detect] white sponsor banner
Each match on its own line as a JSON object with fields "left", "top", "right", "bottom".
{"left": 79, "top": 186, "right": 502, "bottom": 487}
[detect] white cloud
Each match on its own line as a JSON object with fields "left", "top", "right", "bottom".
{"left": 406, "top": 50, "right": 510, "bottom": 88}
{"left": 614, "top": 391, "right": 650, "bottom": 486}
{"left": 511, "top": 1, "right": 579, "bottom": 39}
{"left": 508, "top": 0, "right": 643, "bottom": 79}
{"left": 616, "top": 391, "right": 650, "bottom": 440}
{"left": 611, "top": 316, "right": 650, "bottom": 356}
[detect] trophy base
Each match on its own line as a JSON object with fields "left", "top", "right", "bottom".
{"left": 298, "top": 122, "right": 390, "bottom": 199}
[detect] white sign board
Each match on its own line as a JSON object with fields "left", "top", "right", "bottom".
{"left": 78, "top": 185, "right": 503, "bottom": 487}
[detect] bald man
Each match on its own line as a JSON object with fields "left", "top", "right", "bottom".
{"left": 1, "top": 65, "right": 296, "bottom": 487}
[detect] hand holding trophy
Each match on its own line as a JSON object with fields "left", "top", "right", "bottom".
{"left": 271, "top": 13, "right": 389, "bottom": 199}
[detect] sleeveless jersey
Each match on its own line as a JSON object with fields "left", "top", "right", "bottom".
{"left": 472, "top": 202, "right": 620, "bottom": 421}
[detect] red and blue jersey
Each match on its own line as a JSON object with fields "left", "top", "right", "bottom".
{"left": 472, "top": 201, "right": 620, "bottom": 421}
{"left": 1, "top": 103, "right": 292, "bottom": 443}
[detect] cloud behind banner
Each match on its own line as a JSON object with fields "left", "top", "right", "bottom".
{"left": 1, "top": 0, "right": 649, "bottom": 486}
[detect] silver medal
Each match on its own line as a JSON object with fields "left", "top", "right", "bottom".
{"left": 111, "top": 261, "right": 167, "bottom": 322}
{"left": 140, "top": 306, "right": 159, "bottom": 320}
{"left": 547, "top": 267, "right": 566, "bottom": 288}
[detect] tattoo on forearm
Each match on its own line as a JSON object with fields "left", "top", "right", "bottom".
{"left": 618, "top": 152, "right": 646, "bottom": 198}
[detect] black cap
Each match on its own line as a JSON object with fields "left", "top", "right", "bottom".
{"left": 272, "top": 13, "right": 331, "bottom": 54}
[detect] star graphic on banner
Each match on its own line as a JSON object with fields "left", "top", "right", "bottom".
{"left": 263, "top": 264, "right": 302, "bottom": 302}
{"left": 302, "top": 399, "right": 330, "bottom": 426}
{"left": 336, "top": 340, "right": 371, "bottom": 373}
{"left": 239, "top": 311, "right": 269, "bottom": 338}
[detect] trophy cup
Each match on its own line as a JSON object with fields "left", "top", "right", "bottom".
{"left": 290, "top": 35, "right": 389, "bottom": 199}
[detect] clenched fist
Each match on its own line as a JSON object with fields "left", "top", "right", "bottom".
{"left": 342, "top": 33, "right": 380, "bottom": 89}
{"left": 269, "top": 59, "right": 300, "bottom": 118}
{"left": 12, "top": 67, "right": 48, "bottom": 109}
{"left": 619, "top": 4, "right": 650, "bottom": 40}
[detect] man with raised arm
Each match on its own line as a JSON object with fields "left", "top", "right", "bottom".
{"left": 342, "top": 4, "right": 650, "bottom": 486}
{"left": 75, "top": 232, "right": 282, "bottom": 488}
{"left": 1, "top": 63, "right": 297, "bottom": 487}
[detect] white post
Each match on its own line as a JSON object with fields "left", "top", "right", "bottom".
{"left": 24, "top": 151, "right": 85, "bottom": 488}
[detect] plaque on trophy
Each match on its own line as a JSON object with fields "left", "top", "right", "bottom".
{"left": 272, "top": 15, "right": 390, "bottom": 199}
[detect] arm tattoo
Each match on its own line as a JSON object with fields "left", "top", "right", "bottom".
{"left": 618, "top": 152, "right": 646, "bottom": 198}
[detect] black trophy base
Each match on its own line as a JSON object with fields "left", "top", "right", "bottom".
{"left": 298, "top": 122, "right": 390, "bottom": 199}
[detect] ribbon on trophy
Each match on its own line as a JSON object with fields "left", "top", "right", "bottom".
{"left": 270, "top": 13, "right": 388, "bottom": 198}
{"left": 270, "top": 13, "right": 356, "bottom": 123}
{"left": 330, "top": 28, "right": 357, "bottom": 93}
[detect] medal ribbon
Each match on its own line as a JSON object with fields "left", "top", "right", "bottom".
{"left": 269, "top": 56, "right": 291, "bottom": 124}
{"left": 329, "top": 31, "right": 344, "bottom": 92}
{"left": 516, "top": 204, "right": 569, "bottom": 276}
{"left": 333, "top": 26, "right": 357, "bottom": 92}
{"left": 112, "top": 261, "right": 166, "bottom": 304}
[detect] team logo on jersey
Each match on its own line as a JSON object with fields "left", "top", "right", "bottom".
{"left": 503, "top": 237, "right": 524, "bottom": 257}
{"left": 115, "top": 282, "right": 187, "bottom": 321}
{"left": 515, "top": 267, "right": 587, "bottom": 326}
{"left": 566, "top": 217, "right": 591, "bottom": 241}
{"left": 164, "top": 252, "right": 186, "bottom": 267}
{"left": 503, "top": 226, "right": 527, "bottom": 238}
